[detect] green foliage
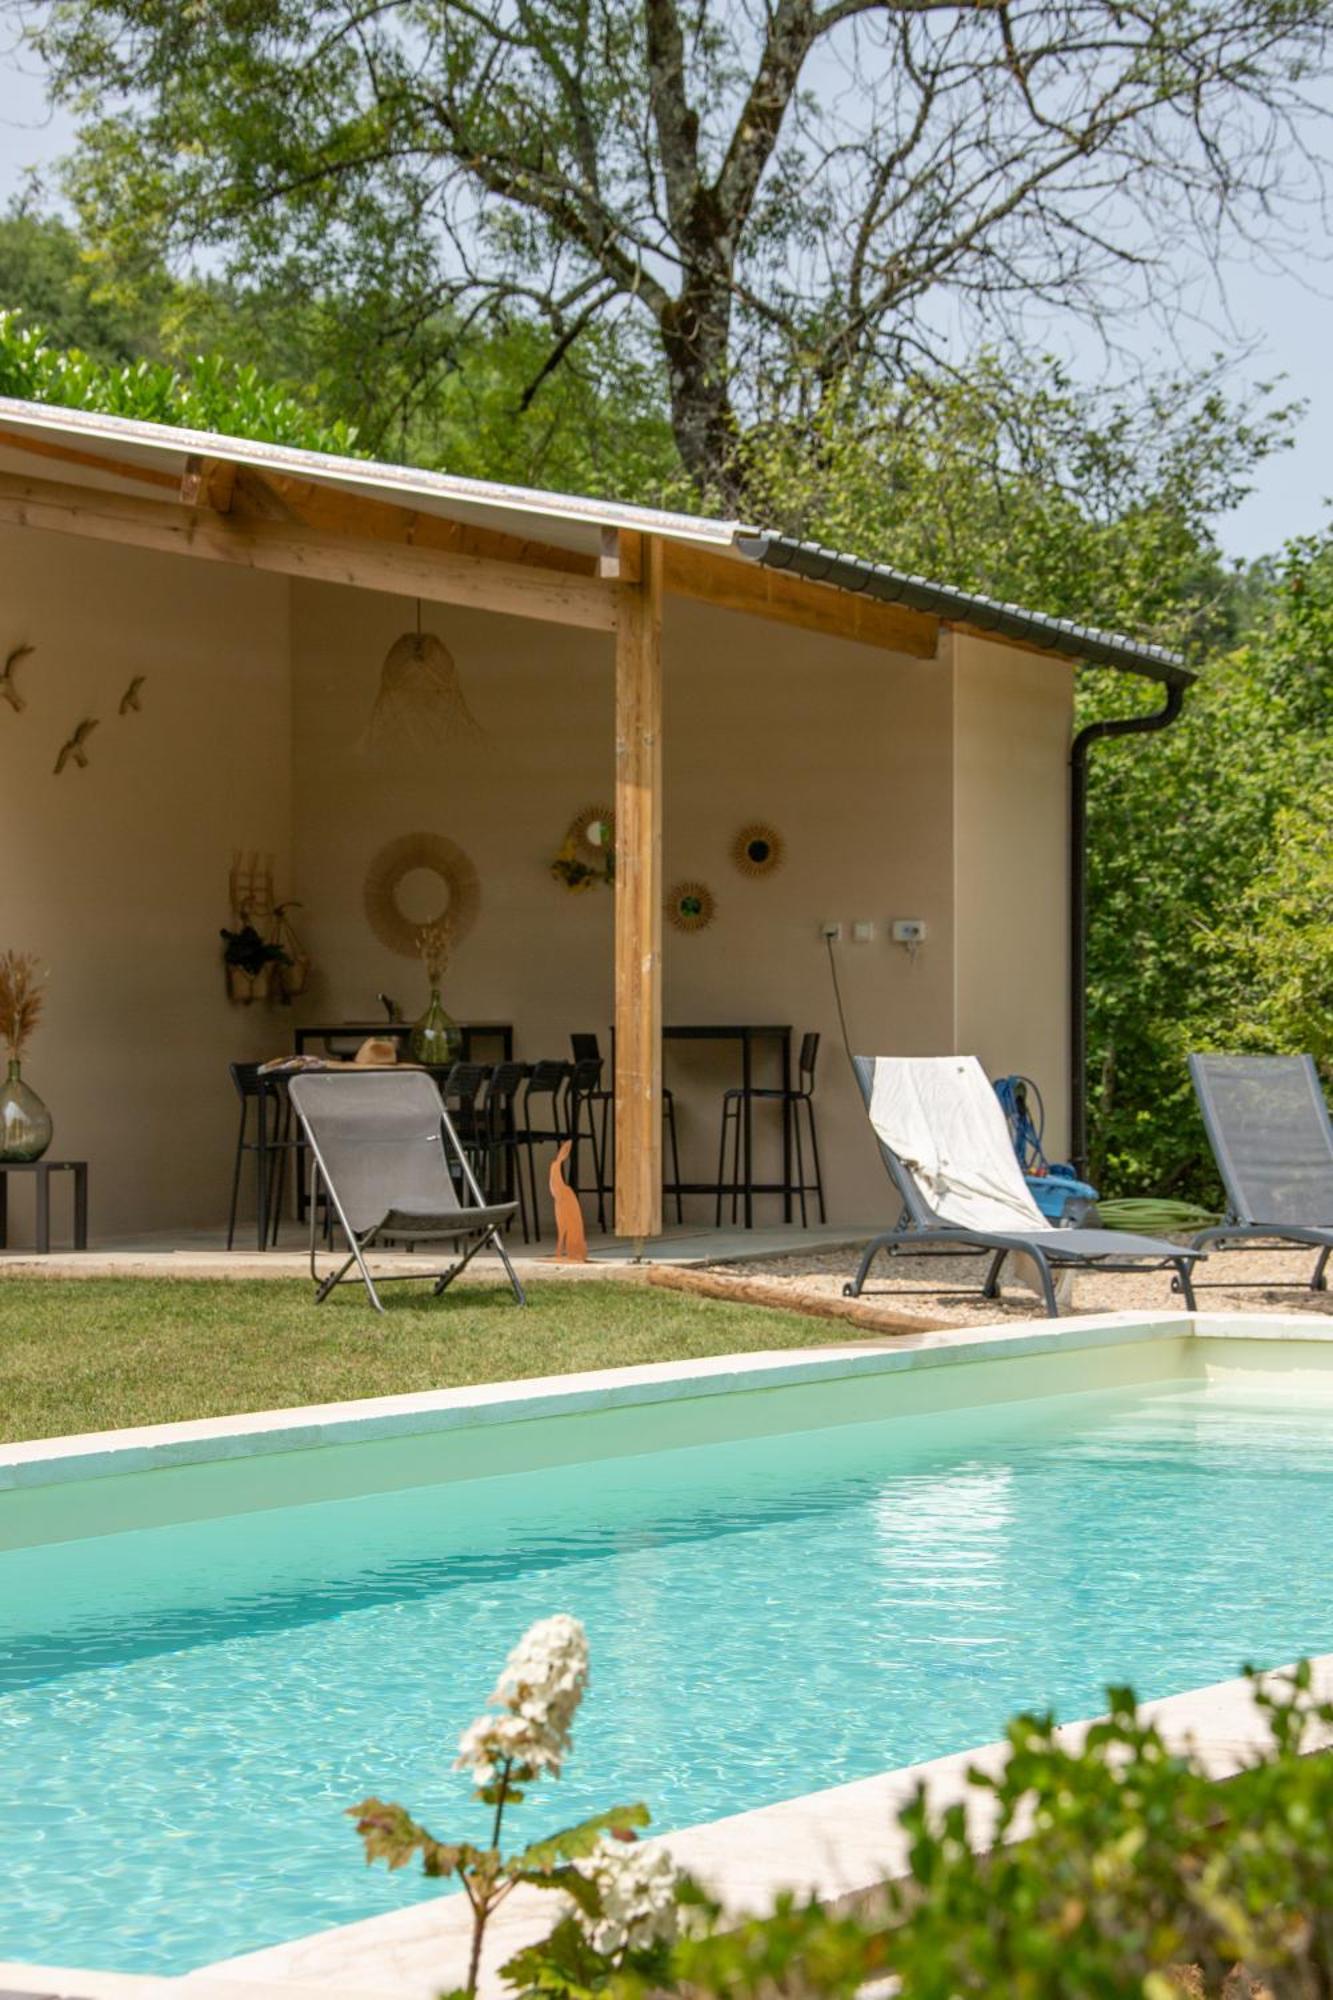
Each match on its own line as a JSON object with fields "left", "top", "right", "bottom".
{"left": 1081, "top": 532, "right": 1332, "bottom": 1199}
{"left": 730, "top": 358, "right": 1288, "bottom": 656}
{"left": 581, "top": 1666, "right": 1333, "bottom": 2000}
{"left": 0, "top": 196, "right": 164, "bottom": 364}
{"left": 0, "top": 308, "right": 358, "bottom": 455}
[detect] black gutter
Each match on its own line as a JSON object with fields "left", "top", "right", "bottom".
{"left": 1068, "top": 683, "right": 1188, "bottom": 1176}
{"left": 737, "top": 532, "right": 1192, "bottom": 687}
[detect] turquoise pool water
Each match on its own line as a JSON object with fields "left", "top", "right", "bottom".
{"left": 3, "top": 1370, "right": 1333, "bottom": 1974}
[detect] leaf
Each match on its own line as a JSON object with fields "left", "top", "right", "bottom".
{"left": 508, "top": 1802, "right": 651, "bottom": 1876}
{"left": 347, "top": 1797, "right": 473, "bottom": 1879}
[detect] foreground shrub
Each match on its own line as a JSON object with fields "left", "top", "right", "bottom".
{"left": 545, "top": 1662, "right": 1333, "bottom": 1999}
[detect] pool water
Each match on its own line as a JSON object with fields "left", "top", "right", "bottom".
{"left": 3, "top": 1372, "right": 1332, "bottom": 1974}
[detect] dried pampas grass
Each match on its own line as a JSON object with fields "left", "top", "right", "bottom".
{"left": 0, "top": 951, "right": 45, "bottom": 1060}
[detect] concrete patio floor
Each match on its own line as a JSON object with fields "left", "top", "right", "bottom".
{"left": 0, "top": 1219, "right": 875, "bottom": 1281}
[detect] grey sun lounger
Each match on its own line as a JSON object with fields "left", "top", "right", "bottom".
{"left": 287, "top": 1069, "right": 526, "bottom": 1313}
{"left": 845, "top": 1055, "right": 1199, "bottom": 1316}
{"left": 1188, "top": 1053, "right": 1332, "bottom": 1293}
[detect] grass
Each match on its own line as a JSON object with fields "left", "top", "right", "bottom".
{"left": 0, "top": 1275, "right": 846, "bottom": 1443}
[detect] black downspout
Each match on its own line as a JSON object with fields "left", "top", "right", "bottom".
{"left": 1070, "top": 681, "right": 1188, "bottom": 1178}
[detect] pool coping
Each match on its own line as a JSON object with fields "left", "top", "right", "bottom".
{"left": 3, "top": 1308, "right": 1331, "bottom": 1995}
{"left": 3, "top": 1308, "right": 1328, "bottom": 1492}
{"left": 4, "top": 1653, "right": 1330, "bottom": 1999}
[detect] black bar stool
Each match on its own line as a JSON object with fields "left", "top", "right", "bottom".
{"left": 571, "top": 1033, "right": 684, "bottom": 1225}
{"left": 566, "top": 1055, "right": 612, "bottom": 1231}
{"left": 715, "top": 1030, "right": 825, "bottom": 1227}
{"left": 477, "top": 1061, "right": 530, "bottom": 1240}
{"left": 517, "top": 1059, "right": 571, "bottom": 1241}
{"left": 226, "top": 1062, "right": 300, "bottom": 1250}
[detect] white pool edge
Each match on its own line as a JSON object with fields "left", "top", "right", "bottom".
{"left": 5, "top": 1308, "right": 1327, "bottom": 1491}
{"left": 3, "top": 1308, "right": 1332, "bottom": 1996}
{"left": 5, "top": 1653, "right": 1329, "bottom": 1999}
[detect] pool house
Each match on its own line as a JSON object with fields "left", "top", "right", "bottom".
{"left": 0, "top": 396, "right": 1189, "bottom": 1251}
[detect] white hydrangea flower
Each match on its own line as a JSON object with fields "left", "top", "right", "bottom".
{"left": 456, "top": 1615, "right": 589, "bottom": 1784}
{"left": 568, "top": 1837, "right": 681, "bottom": 1957}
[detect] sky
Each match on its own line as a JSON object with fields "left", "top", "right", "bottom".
{"left": 1, "top": 37, "right": 1329, "bottom": 562}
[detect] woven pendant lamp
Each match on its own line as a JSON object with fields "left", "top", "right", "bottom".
{"left": 368, "top": 601, "right": 483, "bottom": 747}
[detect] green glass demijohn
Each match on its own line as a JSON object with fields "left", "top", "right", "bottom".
{"left": 410, "top": 982, "right": 462, "bottom": 1067}
{"left": 0, "top": 1058, "right": 53, "bottom": 1162}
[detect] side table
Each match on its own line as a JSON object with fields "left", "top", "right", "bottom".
{"left": 0, "top": 1159, "right": 89, "bottom": 1252}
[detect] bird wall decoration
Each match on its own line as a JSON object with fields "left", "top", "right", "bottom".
{"left": 1, "top": 643, "right": 33, "bottom": 714}
{"left": 118, "top": 675, "right": 146, "bottom": 716}
{"left": 54, "top": 718, "right": 98, "bottom": 774}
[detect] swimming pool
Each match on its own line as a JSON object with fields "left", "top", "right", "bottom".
{"left": 3, "top": 1325, "right": 1332, "bottom": 1975}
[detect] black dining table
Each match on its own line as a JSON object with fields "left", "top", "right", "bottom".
{"left": 293, "top": 1021, "right": 514, "bottom": 1063}
{"left": 613, "top": 1023, "right": 793, "bottom": 1228}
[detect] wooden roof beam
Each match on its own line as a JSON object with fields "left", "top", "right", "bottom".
{"left": 663, "top": 542, "right": 939, "bottom": 659}
{"left": 0, "top": 467, "right": 619, "bottom": 631}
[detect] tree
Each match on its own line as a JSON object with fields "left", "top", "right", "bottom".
{"left": 21, "top": 0, "right": 1332, "bottom": 502}
{"left": 0, "top": 192, "right": 164, "bottom": 363}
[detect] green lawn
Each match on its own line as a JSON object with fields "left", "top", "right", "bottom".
{"left": 0, "top": 1276, "right": 844, "bottom": 1443}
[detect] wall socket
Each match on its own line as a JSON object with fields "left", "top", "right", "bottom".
{"left": 891, "top": 919, "right": 927, "bottom": 944}
{"left": 820, "top": 921, "right": 843, "bottom": 941}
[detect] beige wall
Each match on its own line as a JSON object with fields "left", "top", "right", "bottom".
{"left": 0, "top": 521, "right": 1075, "bottom": 1241}
{"left": 289, "top": 583, "right": 956, "bottom": 1225}
{"left": 0, "top": 525, "right": 292, "bottom": 1244}
{"left": 952, "top": 632, "right": 1074, "bottom": 1154}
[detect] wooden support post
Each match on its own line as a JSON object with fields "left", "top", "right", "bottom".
{"left": 614, "top": 531, "right": 664, "bottom": 1243}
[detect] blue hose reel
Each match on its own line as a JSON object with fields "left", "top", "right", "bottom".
{"left": 993, "top": 1074, "right": 1099, "bottom": 1227}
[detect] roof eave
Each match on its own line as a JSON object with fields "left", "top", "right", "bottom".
{"left": 738, "top": 534, "right": 1194, "bottom": 688}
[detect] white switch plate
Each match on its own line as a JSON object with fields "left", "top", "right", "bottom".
{"left": 892, "top": 919, "right": 927, "bottom": 944}
{"left": 852, "top": 920, "right": 875, "bottom": 943}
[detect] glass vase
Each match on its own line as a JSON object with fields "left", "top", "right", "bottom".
{"left": 0, "top": 1058, "right": 53, "bottom": 1162}
{"left": 410, "top": 983, "right": 462, "bottom": 1067}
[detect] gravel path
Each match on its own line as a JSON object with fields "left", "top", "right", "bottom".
{"left": 705, "top": 1242, "right": 1330, "bottom": 1327}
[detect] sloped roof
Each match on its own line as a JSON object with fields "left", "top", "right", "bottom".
{"left": 0, "top": 396, "right": 1190, "bottom": 684}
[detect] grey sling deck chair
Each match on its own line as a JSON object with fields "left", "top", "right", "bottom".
{"left": 287, "top": 1070, "right": 526, "bottom": 1313}
{"left": 1188, "top": 1053, "right": 1332, "bottom": 1293}
{"left": 844, "top": 1055, "right": 1199, "bottom": 1316}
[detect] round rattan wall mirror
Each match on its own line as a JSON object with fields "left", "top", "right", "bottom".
{"left": 570, "top": 803, "right": 615, "bottom": 854}
{"left": 732, "top": 823, "right": 784, "bottom": 877}
{"left": 363, "top": 832, "right": 480, "bottom": 958}
{"left": 666, "top": 880, "right": 716, "bottom": 933}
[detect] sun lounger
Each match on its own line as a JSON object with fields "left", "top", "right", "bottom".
{"left": 1188, "top": 1053, "right": 1332, "bottom": 1293}
{"left": 845, "top": 1055, "right": 1199, "bottom": 1316}
{"left": 287, "top": 1069, "right": 526, "bottom": 1313}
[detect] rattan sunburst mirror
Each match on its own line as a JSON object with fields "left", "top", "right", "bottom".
{"left": 666, "top": 880, "right": 716, "bottom": 933}
{"left": 732, "top": 823, "right": 784, "bottom": 877}
{"left": 363, "top": 832, "right": 480, "bottom": 959}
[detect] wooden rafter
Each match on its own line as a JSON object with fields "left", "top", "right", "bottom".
{"left": 180, "top": 455, "right": 237, "bottom": 513}
{"left": 253, "top": 468, "right": 594, "bottom": 576}
{"left": 663, "top": 543, "right": 938, "bottom": 658}
{"left": 0, "top": 467, "right": 619, "bottom": 631}
{"left": 0, "top": 428, "right": 943, "bottom": 656}
{"left": 0, "top": 425, "right": 178, "bottom": 494}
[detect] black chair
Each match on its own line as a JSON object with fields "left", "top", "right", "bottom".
{"left": 571, "top": 1033, "right": 683, "bottom": 1227}
{"left": 226, "top": 1062, "right": 301, "bottom": 1250}
{"left": 566, "top": 1056, "right": 612, "bottom": 1231}
{"left": 476, "top": 1061, "right": 530, "bottom": 1240}
{"left": 517, "top": 1059, "right": 571, "bottom": 1241}
{"left": 438, "top": 1061, "right": 489, "bottom": 1162}
{"left": 715, "top": 1030, "right": 826, "bottom": 1228}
